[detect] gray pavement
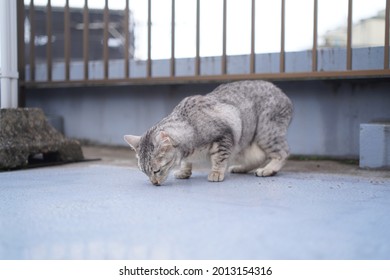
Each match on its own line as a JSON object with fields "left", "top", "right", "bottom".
{"left": 0, "top": 150, "right": 390, "bottom": 260}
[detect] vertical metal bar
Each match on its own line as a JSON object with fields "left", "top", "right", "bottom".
{"left": 346, "top": 0, "right": 353, "bottom": 70}
{"left": 195, "top": 0, "right": 200, "bottom": 76}
{"left": 17, "top": 0, "right": 26, "bottom": 106}
{"left": 221, "top": 0, "right": 227, "bottom": 75}
{"left": 280, "top": 0, "right": 285, "bottom": 73}
{"left": 1, "top": 0, "right": 17, "bottom": 108}
{"left": 250, "top": 0, "right": 255, "bottom": 74}
{"left": 147, "top": 0, "right": 152, "bottom": 77}
{"left": 124, "top": 0, "right": 130, "bottom": 78}
{"left": 103, "top": 0, "right": 109, "bottom": 79}
{"left": 312, "top": 0, "right": 318, "bottom": 72}
{"left": 384, "top": 0, "right": 390, "bottom": 69}
{"left": 170, "top": 0, "right": 175, "bottom": 77}
{"left": 46, "top": 0, "right": 52, "bottom": 81}
{"left": 9, "top": 0, "right": 18, "bottom": 107}
{"left": 83, "top": 0, "right": 89, "bottom": 80}
{"left": 29, "top": 0, "right": 36, "bottom": 81}
{"left": 64, "top": 0, "right": 70, "bottom": 81}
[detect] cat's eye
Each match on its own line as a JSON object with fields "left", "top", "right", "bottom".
{"left": 153, "top": 168, "right": 161, "bottom": 174}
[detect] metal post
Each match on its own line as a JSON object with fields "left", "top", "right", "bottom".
{"left": 147, "top": 0, "right": 152, "bottom": 77}
{"left": 280, "top": 0, "right": 285, "bottom": 73}
{"left": 170, "top": 0, "right": 176, "bottom": 77}
{"left": 312, "top": 0, "right": 318, "bottom": 72}
{"left": 250, "top": 0, "right": 256, "bottom": 74}
{"left": 221, "top": 0, "right": 227, "bottom": 75}
{"left": 83, "top": 0, "right": 89, "bottom": 80}
{"left": 124, "top": 0, "right": 130, "bottom": 78}
{"left": 29, "top": 0, "right": 36, "bottom": 82}
{"left": 195, "top": 0, "right": 200, "bottom": 76}
{"left": 0, "top": 0, "right": 19, "bottom": 108}
{"left": 346, "top": 0, "right": 353, "bottom": 70}
{"left": 10, "top": 0, "right": 18, "bottom": 107}
{"left": 103, "top": 0, "right": 109, "bottom": 79}
{"left": 64, "top": 0, "right": 70, "bottom": 80}
{"left": 46, "top": 0, "right": 53, "bottom": 81}
{"left": 17, "top": 0, "right": 25, "bottom": 107}
{"left": 385, "top": 0, "right": 390, "bottom": 69}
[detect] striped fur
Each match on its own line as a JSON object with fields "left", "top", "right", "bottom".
{"left": 124, "top": 80, "right": 293, "bottom": 186}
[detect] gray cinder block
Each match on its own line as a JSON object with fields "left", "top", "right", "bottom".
{"left": 360, "top": 122, "right": 390, "bottom": 169}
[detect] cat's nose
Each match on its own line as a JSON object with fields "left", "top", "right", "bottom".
{"left": 150, "top": 178, "right": 161, "bottom": 186}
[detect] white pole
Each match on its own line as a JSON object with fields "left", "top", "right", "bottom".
{"left": 0, "top": 0, "right": 11, "bottom": 108}
{"left": 0, "top": 0, "right": 19, "bottom": 109}
{"left": 0, "top": 76, "right": 11, "bottom": 109}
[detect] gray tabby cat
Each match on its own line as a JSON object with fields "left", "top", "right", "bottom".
{"left": 124, "top": 80, "right": 293, "bottom": 186}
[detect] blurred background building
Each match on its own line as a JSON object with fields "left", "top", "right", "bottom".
{"left": 24, "top": 5, "right": 135, "bottom": 62}
{"left": 323, "top": 9, "right": 386, "bottom": 47}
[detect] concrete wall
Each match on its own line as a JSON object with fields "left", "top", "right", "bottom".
{"left": 25, "top": 78, "right": 390, "bottom": 158}
{"left": 281, "top": 79, "right": 390, "bottom": 157}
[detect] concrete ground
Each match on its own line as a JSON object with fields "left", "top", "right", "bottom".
{"left": 0, "top": 145, "right": 389, "bottom": 260}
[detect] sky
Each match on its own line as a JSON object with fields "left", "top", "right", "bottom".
{"left": 4, "top": 0, "right": 389, "bottom": 60}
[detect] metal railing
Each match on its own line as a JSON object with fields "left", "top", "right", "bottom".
{"left": 18, "top": 0, "right": 390, "bottom": 88}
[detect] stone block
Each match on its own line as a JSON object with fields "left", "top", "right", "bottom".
{"left": 360, "top": 122, "right": 390, "bottom": 169}
{"left": 0, "top": 108, "right": 84, "bottom": 170}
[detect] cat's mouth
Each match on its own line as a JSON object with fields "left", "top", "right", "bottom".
{"left": 150, "top": 172, "right": 168, "bottom": 186}
{"left": 150, "top": 177, "right": 161, "bottom": 186}
{"left": 150, "top": 177, "right": 164, "bottom": 186}
{"left": 149, "top": 156, "right": 178, "bottom": 186}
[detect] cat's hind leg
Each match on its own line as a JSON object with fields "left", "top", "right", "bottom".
{"left": 229, "top": 144, "right": 267, "bottom": 173}
{"left": 255, "top": 138, "right": 289, "bottom": 177}
{"left": 174, "top": 161, "right": 192, "bottom": 179}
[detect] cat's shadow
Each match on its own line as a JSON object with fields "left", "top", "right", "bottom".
{"left": 159, "top": 171, "right": 258, "bottom": 188}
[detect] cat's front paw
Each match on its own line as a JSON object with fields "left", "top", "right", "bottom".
{"left": 255, "top": 168, "right": 277, "bottom": 177}
{"left": 174, "top": 170, "right": 192, "bottom": 179}
{"left": 208, "top": 171, "right": 225, "bottom": 182}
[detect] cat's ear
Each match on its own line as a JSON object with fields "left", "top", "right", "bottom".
{"left": 158, "top": 131, "right": 177, "bottom": 147}
{"left": 124, "top": 135, "right": 141, "bottom": 151}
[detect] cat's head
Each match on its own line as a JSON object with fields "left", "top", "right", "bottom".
{"left": 124, "top": 131, "right": 179, "bottom": 186}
